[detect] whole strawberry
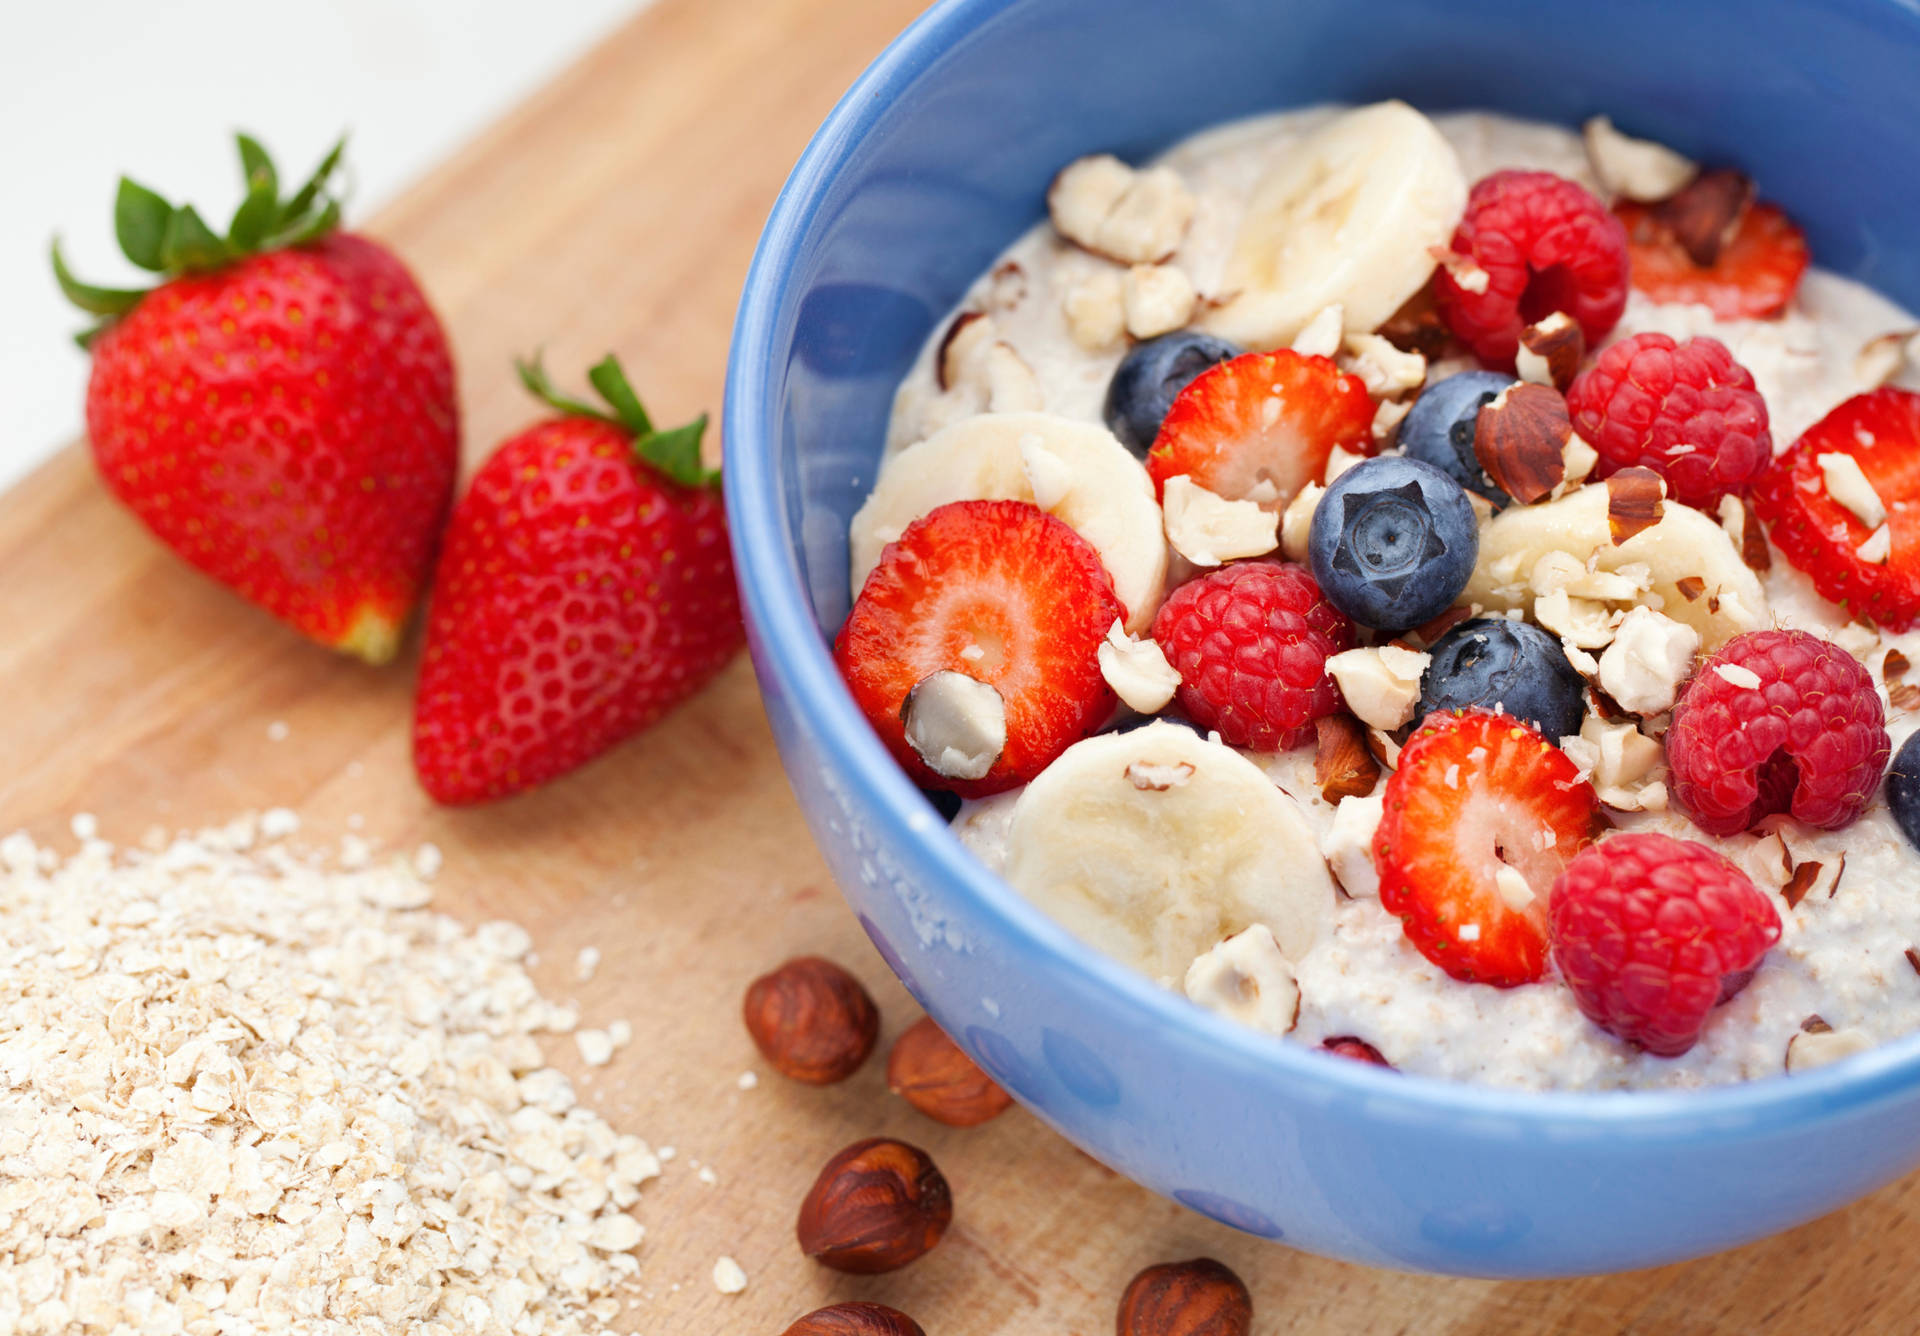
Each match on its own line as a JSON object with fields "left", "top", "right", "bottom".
{"left": 412, "top": 354, "right": 740, "bottom": 804}
{"left": 55, "top": 135, "right": 458, "bottom": 661}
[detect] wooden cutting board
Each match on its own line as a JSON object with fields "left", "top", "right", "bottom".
{"left": 4, "top": 1, "right": 1915, "bottom": 1330}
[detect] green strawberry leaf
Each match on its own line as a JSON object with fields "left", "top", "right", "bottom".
{"left": 50, "top": 239, "right": 149, "bottom": 317}
{"left": 113, "top": 178, "right": 173, "bottom": 272}
{"left": 267, "top": 196, "right": 340, "bottom": 250}
{"left": 515, "top": 351, "right": 614, "bottom": 423}
{"left": 634, "top": 414, "right": 719, "bottom": 489}
{"left": 60, "top": 130, "right": 352, "bottom": 343}
{"left": 235, "top": 132, "right": 277, "bottom": 199}
{"left": 227, "top": 169, "right": 282, "bottom": 252}
{"left": 160, "top": 205, "right": 231, "bottom": 273}
{"left": 283, "top": 135, "right": 347, "bottom": 221}
{"left": 586, "top": 355, "right": 654, "bottom": 438}
{"left": 514, "top": 351, "right": 719, "bottom": 486}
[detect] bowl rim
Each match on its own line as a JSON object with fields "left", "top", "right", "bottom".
{"left": 722, "top": 0, "right": 1920, "bottom": 1135}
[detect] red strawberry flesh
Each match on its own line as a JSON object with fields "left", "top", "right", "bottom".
{"left": 1752, "top": 388, "right": 1920, "bottom": 631}
{"left": 1146, "top": 350, "right": 1373, "bottom": 510}
{"left": 835, "top": 499, "right": 1121, "bottom": 797}
{"left": 413, "top": 409, "right": 739, "bottom": 805}
{"left": 1374, "top": 710, "right": 1599, "bottom": 987}
{"left": 87, "top": 234, "right": 458, "bottom": 660}
{"left": 1617, "top": 198, "right": 1809, "bottom": 320}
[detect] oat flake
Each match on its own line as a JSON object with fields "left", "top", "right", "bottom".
{"left": 0, "top": 822, "right": 659, "bottom": 1334}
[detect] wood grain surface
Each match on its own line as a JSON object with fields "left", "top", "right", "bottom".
{"left": 5, "top": 0, "right": 1917, "bottom": 1330}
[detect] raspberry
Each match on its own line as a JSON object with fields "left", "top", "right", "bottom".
{"left": 1150, "top": 562, "right": 1353, "bottom": 750}
{"left": 1666, "top": 629, "right": 1889, "bottom": 837}
{"left": 1434, "top": 170, "right": 1630, "bottom": 370}
{"left": 1550, "top": 832, "right": 1781, "bottom": 1056}
{"left": 1566, "top": 333, "right": 1771, "bottom": 508}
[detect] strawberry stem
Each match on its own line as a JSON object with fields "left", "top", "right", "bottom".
{"left": 53, "top": 131, "right": 350, "bottom": 337}
{"left": 514, "top": 351, "right": 719, "bottom": 489}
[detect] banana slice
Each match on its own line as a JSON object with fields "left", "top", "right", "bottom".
{"left": 1002, "top": 722, "right": 1334, "bottom": 984}
{"left": 1202, "top": 101, "right": 1467, "bottom": 349}
{"left": 1465, "top": 484, "right": 1768, "bottom": 650}
{"left": 850, "top": 412, "right": 1168, "bottom": 632}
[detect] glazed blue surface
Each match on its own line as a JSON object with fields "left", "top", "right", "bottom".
{"left": 724, "top": 0, "right": 1920, "bottom": 1276}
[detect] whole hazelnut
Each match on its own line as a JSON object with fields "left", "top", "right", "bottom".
{"left": 796, "top": 1137, "right": 953, "bottom": 1273}
{"left": 1116, "top": 1257, "right": 1253, "bottom": 1336}
{"left": 743, "top": 957, "right": 879, "bottom": 1084}
{"left": 781, "top": 1301, "right": 927, "bottom": 1336}
{"left": 887, "top": 1016, "right": 1013, "bottom": 1127}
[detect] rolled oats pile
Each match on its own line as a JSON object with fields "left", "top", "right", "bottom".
{"left": 0, "top": 819, "right": 657, "bottom": 1334}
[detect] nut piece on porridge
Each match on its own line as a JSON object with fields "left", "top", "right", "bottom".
{"left": 1098, "top": 621, "right": 1182, "bottom": 715}
{"left": 1319, "top": 788, "right": 1385, "bottom": 898}
{"left": 1124, "top": 263, "right": 1198, "bottom": 339}
{"left": 1341, "top": 331, "right": 1427, "bottom": 399}
{"left": 1596, "top": 607, "right": 1701, "bottom": 716}
{"left": 1184, "top": 925, "right": 1301, "bottom": 1036}
{"left": 1290, "top": 303, "right": 1346, "bottom": 358}
{"left": 1581, "top": 115, "right": 1699, "bottom": 203}
{"left": 1278, "top": 481, "right": 1324, "bottom": 562}
{"left": 1786, "top": 1020, "right": 1873, "bottom": 1073}
{"left": 1062, "top": 268, "right": 1127, "bottom": 350}
{"left": 1161, "top": 475, "right": 1280, "bottom": 567}
{"left": 1325, "top": 645, "right": 1428, "bottom": 732}
{"left": 1515, "top": 311, "right": 1585, "bottom": 392}
{"left": 1047, "top": 154, "right": 1195, "bottom": 264}
{"left": 1854, "top": 328, "right": 1920, "bottom": 389}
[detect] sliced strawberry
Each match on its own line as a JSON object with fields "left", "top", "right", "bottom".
{"left": 1752, "top": 388, "right": 1920, "bottom": 631}
{"left": 1374, "top": 710, "right": 1599, "bottom": 987}
{"left": 1616, "top": 198, "right": 1809, "bottom": 320}
{"left": 835, "top": 499, "right": 1121, "bottom": 797}
{"left": 1145, "top": 350, "right": 1374, "bottom": 509}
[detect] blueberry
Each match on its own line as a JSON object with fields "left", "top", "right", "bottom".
{"left": 918, "top": 787, "right": 964, "bottom": 822}
{"left": 1887, "top": 732, "right": 1920, "bottom": 852}
{"left": 1102, "top": 331, "right": 1240, "bottom": 456}
{"left": 1308, "top": 456, "right": 1480, "bottom": 631}
{"left": 1398, "top": 371, "right": 1519, "bottom": 509}
{"left": 1415, "top": 618, "right": 1586, "bottom": 741}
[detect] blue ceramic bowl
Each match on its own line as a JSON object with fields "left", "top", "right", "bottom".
{"left": 725, "top": 0, "right": 1920, "bottom": 1277}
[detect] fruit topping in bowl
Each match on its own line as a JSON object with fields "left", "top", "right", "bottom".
{"left": 843, "top": 99, "right": 1920, "bottom": 1090}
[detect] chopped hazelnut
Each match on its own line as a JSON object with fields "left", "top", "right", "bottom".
{"left": 1184, "top": 926, "right": 1300, "bottom": 1036}
{"left": 1124, "top": 263, "right": 1198, "bottom": 339}
{"left": 1290, "top": 303, "right": 1344, "bottom": 358}
{"left": 901, "top": 672, "right": 1006, "bottom": 781}
{"left": 1162, "top": 476, "right": 1279, "bottom": 566}
{"left": 1582, "top": 116, "right": 1698, "bottom": 202}
{"left": 1325, "top": 645, "right": 1429, "bottom": 731}
{"left": 1061, "top": 268, "right": 1126, "bottom": 350}
{"left": 1048, "top": 155, "right": 1195, "bottom": 264}
{"left": 1098, "top": 621, "right": 1181, "bottom": 714}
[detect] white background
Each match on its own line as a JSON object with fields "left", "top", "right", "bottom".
{"left": 0, "top": 0, "right": 645, "bottom": 493}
